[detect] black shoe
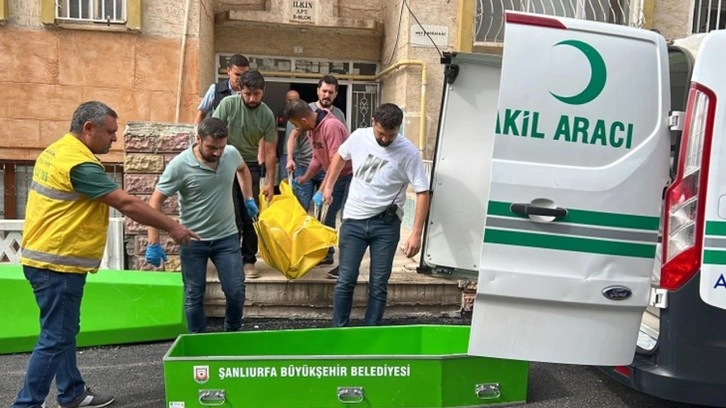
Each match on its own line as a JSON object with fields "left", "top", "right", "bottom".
{"left": 317, "top": 258, "right": 335, "bottom": 266}
{"left": 326, "top": 266, "right": 339, "bottom": 279}
{"left": 61, "top": 387, "right": 114, "bottom": 408}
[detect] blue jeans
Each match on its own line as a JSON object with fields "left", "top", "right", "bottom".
{"left": 323, "top": 174, "right": 352, "bottom": 262}
{"left": 278, "top": 153, "right": 288, "bottom": 182}
{"left": 14, "top": 266, "right": 88, "bottom": 408}
{"left": 179, "top": 234, "right": 245, "bottom": 333}
{"left": 293, "top": 164, "right": 325, "bottom": 211}
{"left": 333, "top": 213, "right": 401, "bottom": 327}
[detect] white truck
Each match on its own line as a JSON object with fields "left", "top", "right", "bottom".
{"left": 419, "top": 12, "right": 726, "bottom": 406}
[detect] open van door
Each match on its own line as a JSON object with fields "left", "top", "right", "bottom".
{"left": 468, "top": 13, "right": 671, "bottom": 366}
{"left": 665, "top": 30, "right": 726, "bottom": 311}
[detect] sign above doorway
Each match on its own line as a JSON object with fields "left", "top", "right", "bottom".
{"left": 290, "top": 0, "right": 316, "bottom": 23}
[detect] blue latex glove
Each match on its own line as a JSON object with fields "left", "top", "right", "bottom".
{"left": 313, "top": 191, "right": 323, "bottom": 207}
{"left": 245, "top": 198, "right": 259, "bottom": 218}
{"left": 145, "top": 243, "right": 167, "bottom": 267}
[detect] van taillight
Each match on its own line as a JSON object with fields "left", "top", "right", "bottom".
{"left": 661, "top": 84, "right": 717, "bottom": 290}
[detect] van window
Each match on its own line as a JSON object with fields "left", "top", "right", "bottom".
{"left": 668, "top": 47, "right": 694, "bottom": 178}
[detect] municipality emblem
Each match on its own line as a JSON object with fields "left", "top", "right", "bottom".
{"left": 194, "top": 365, "right": 209, "bottom": 384}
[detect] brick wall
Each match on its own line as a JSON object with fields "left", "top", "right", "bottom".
{"left": 123, "top": 122, "right": 196, "bottom": 272}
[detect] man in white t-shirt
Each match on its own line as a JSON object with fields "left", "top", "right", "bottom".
{"left": 322, "top": 103, "right": 430, "bottom": 326}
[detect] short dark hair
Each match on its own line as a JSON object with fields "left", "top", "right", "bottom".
{"left": 318, "top": 75, "right": 339, "bottom": 91}
{"left": 197, "top": 117, "right": 228, "bottom": 140}
{"left": 373, "top": 103, "right": 403, "bottom": 130}
{"left": 240, "top": 70, "right": 265, "bottom": 90}
{"left": 227, "top": 54, "right": 249, "bottom": 68}
{"left": 69, "top": 101, "right": 118, "bottom": 133}
{"left": 283, "top": 99, "right": 314, "bottom": 121}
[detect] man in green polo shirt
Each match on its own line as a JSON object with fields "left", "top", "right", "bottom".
{"left": 213, "top": 70, "right": 277, "bottom": 278}
{"left": 145, "top": 117, "right": 259, "bottom": 333}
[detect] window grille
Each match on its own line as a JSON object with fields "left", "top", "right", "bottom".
{"left": 56, "top": 0, "right": 126, "bottom": 24}
{"left": 693, "top": 0, "right": 725, "bottom": 33}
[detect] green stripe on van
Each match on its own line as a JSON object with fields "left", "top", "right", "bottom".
{"left": 703, "top": 249, "right": 726, "bottom": 265}
{"left": 484, "top": 228, "right": 656, "bottom": 258}
{"left": 705, "top": 221, "right": 726, "bottom": 237}
{"left": 487, "top": 201, "right": 659, "bottom": 230}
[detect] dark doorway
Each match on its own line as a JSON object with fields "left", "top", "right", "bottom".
{"left": 290, "top": 82, "right": 348, "bottom": 116}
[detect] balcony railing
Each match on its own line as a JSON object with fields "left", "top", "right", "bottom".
{"left": 693, "top": 0, "right": 725, "bottom": 33}
{"left": 475, "top": 0, "right": 642, "bottom": 43}
{"left": 0, "top": 218, "right": 125, "bottom": 270}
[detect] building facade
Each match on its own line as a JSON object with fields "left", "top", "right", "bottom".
{"left": 0, "top": 0, "right": 723, "bottom": 221}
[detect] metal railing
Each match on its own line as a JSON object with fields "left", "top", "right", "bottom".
{"left": 693, "top": 0, "right": 726, "bottom": 33}
{"left": 0, "top": 218, "right": 125, "bottom": 270}
{"left": 56, "top": 0, "right": 127, "bottom": 24}
{"left": 475, "top": 0, "right": 643, "bottom": 43}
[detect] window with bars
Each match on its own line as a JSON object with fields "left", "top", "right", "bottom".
{"left": 56, "top": 0, "right": 127, "bottom": 23}
{"left": 475, "top": 0, "right": 636, "bottom": 43}
{"left": 1, "top": 162, "right": 124, "bottom": 220}
{"left": 693, "top": 0, "right": 726, "bottom": 33}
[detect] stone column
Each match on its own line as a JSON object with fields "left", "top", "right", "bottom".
{"left": 123, "top": 122, "right": 195, "bottom": 272}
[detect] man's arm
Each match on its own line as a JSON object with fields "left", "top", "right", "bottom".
{"left": 324, "top": 123, "right": 348, "bottom": 167}
{"left": 146, "top": 190, "right": 169, "bottom": 245}
{"left": 403, "top": 191, "right": 430, "bottom": 258}
{"left": 258, "top": 142, "right": 265, "bottom": 165}
{"left": 286, "top": 128, "right": 301, "bottom": 172}
{"left": 236, "top": 163, "right": 254, "bottom": 200}
{"left": 322, "top": 152, "right": 347, "bottom": 205}
{"left": 195, "top": 84, "right": 216, "bottom": 124}
{"left": 263, "top": 139, "right": 276, "bottom": 199}
{"left": 96, "top": 189, "right": 199, "bottom": 245}
{"left": 262, "top": 112, "right": 278, "bottom": 199}
{"left": 194, "top": 110, "right": 206, "bottom": 125}
{"left": 298, "top": 156, "right": 321, "bottom": 184}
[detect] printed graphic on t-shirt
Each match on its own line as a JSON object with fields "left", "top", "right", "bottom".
{"left": 354, "top": 154, "right": 389, "bottom": 183}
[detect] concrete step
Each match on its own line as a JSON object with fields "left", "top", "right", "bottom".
{"left": 203, "top": 246, "right": 463, "bottom": 320}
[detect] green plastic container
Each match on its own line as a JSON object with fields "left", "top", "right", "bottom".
{"left": 0, "top": 265, "right": 186, "bottom": 354}
{"left": 163, "top": 325, "right": 528, "bottom": 407}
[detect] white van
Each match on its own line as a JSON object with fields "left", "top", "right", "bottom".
{"left": 419, "top": 12, "right": 726, "bottom": 407}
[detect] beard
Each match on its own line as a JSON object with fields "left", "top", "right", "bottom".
{"left": 199, "top": 147, "right": 220, "bottom": 163}
{"left": 319, "top": 98, "right": 332, "bottom": 108}
{"left": 244, "top": 99, "right": 261, "bottom": 109}
{"left": 376, "top": 138, "right": 393, "bottom": 147}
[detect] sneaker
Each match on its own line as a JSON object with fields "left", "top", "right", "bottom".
{"left": 326, "top": 266, "right": 339, "bottom": 279}
{"left": 244, "top": 263, "right": 259, "bottom": 279}
{"left": 61, "top": 387, "right": 114, "bottom": 408}
{"left": 317, "top": 257, "right": 335, "bottom": 266}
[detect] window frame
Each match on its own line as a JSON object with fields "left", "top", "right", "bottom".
{"left": 41, "top": 0, "right": 141, "bottom": 31}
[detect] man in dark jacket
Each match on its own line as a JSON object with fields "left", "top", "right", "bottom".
{"left": 194, "top": 54, "right": 250, "bottom": 124}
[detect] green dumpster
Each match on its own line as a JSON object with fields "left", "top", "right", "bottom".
{"left": 163, "top": 325, "right": 528, "bottom": 407}
{"left": 0, "top": 264, "right": 186, "bottom": 354}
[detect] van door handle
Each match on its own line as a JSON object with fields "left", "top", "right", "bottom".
{"left": 510, "top": 203, "right": 568, "bottom": 218}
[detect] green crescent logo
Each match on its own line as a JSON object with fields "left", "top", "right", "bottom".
{"left": 550, "top": 40, "right": 607, "bottom": 105}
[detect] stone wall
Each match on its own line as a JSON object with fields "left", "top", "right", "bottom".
{"left": 0, "top": 0, "right": 203, "bottom": 163}
{"left": 123, "top": 122, "right": 196, "bottom": 271}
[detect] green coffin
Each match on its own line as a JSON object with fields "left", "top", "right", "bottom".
{"left": 163, "top": 325, "right": 528, "bottom": 407}
{"left": 0, "top": 264, "right": 186, "bottom": 355}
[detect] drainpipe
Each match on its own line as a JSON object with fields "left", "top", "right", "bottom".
{"left": 260, "top": 60, "right": 428, "bottom": 156}
{"left": 175, "top": 0, "right": 193, "bottom": 122}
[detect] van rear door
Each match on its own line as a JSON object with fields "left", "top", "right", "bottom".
{"left": 661, "top": 30, "right": 726, "bottom": 310}
{"left": 469, "top": 13, "right": 671, "bottom": 366}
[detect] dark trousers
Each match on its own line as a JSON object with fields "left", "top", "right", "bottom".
{"left": 232, "top": 161, "right": 262, "bottom": 265}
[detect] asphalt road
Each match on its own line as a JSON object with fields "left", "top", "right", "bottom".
{"left": 2, "top": 317, "right": 711, "bottom": 408}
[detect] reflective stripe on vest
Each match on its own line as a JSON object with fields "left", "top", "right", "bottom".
{"left": 30, "top": 180, "right": 81, "bottom": 201}
{"left": 21, "top": 248, "right": 102, "bottom": 269}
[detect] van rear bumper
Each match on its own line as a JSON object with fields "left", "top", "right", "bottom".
{"left": 600, "top": 360, "right": 726, "bottom": 407}
{"left": 600, "top": 273, "right": 726, "bottom": 407}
